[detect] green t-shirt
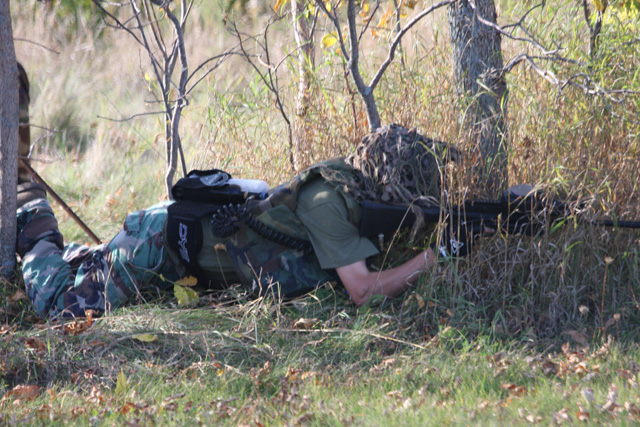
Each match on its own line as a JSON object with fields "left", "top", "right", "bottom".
{"left": 196, "top": 175, "right": 378, "bottom": 284}
{"left": 295, "top": 178, "right": 379, "bottom": 269}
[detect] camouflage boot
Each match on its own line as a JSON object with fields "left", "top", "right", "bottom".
{"left": 16, "top": 195, "right": 62, "bottom": 259}
{"left": 17, "top": 182, "right": 47, "bottom": 209}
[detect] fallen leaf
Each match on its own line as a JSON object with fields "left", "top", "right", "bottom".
{"left": 386, "top": 390, "right": 403, "bottom": 400}
{"left": 119, "top": 401, "right": 135, "bottom": 414}
{"left": 581, "top": 387, "right": 595, "bottom": 405}
{"left": 3, "top": 384, "right": 40, "bottom": 401}
{"left": 250, "top": 361, "right": 271, "bottom": 380}
{"left": 526, "top": 413, "right": 542, "bottom": 423}
{"left": 63, "top": 319, "right": 92, "bottom": 336}
{"left": 565, "top": 330, "right": 588, "bottom": 346}
{"left": 477, "top": 400, "right": 491, "bottom": 410}
{"left": 624, "top": 402, "right": 640, "bottom": 418}
{"left": 542, "top": 360, "right": 558, "bottom": 376}
{"left": 607, "top": 384, "right": 618, "bottom": 403}
{"left": 602, "top": 399, "right": 619, "bottom": 412}
{"left": 25, "top": 337, "right": 46, "bottom": 352}
{"left": 115, "top": 370, "right": 128, "bottom": 397}
{"left": 174, "top": 284, "right": 199, "bottom": 307}
{"left": 176, "top": 276, "right": 198, "bottom": 287}
{"left": 576, "top": 405, "right": 590, "bottom": 421}
{"left": 132, "top": 333, "right": 158, "bottom": 343}
{"left": 553, "top": 407, "right": 572, "bottom": 424}
{"left": 291, "top": 318, "right": 317, "bottom": 329}
{"left": 0, "top": 324, "right": 15, "bottom": 335}
{"left": 7, "top": 290, "right": 28, "bottom": 303}
{"left": 414, "top": 294, "right": 425, "bottom": 309}
{"left": 286, "top": 366, "right": 301, "bottom": 382}
{"left": 501, "top": 383, "right": 527, "bottom": 396}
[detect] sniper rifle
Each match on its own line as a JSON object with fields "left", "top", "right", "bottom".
{"left": 358, "top": 184, "right": 640, "bottom": 239}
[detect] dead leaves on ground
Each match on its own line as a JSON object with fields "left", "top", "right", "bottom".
{"left": 2, "top": 384, "right": 40, "bottom": 404}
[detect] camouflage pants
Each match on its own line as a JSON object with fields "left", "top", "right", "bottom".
{"left": 17, "top": 200, "right": 186, "bottom": 319}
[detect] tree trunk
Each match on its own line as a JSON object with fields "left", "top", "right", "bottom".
{"left": 291, "top": 0, "right": 315, "bottom": 170}
{"left": 0, "top": 0, "right": 19, "bottom": 276}
{"left": 448, "top": 0, "right": 508, "bottom": 200}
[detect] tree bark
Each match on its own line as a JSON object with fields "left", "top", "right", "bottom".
{"left": 448, "top": 0, "right": 508, "bottom": 200}
{"left": 292, "top": 0, "right": 315, "bottom": 170}
{"left": 0, "top": 0, "right": 19, "bottom": 276}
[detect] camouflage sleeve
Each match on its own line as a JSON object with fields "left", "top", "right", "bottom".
{"left": 18, "top": 200, "right": 186, "bottom": 319}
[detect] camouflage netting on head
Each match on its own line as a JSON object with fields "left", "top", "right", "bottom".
{"left": 319, "top": 124, "right": 459, "bottom": 240}
{"left": 324, "top": 124, "right": 457, "bottom": 207}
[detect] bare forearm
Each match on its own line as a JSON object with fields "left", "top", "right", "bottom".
{"left": 337, "top": 247, "right": 436, "bottom": 306}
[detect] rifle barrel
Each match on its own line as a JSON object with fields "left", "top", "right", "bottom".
{"left": 359, "top": 199, "right": 640, "bottom": 238}
{"left": 19, "top": 159, "right": 102, "bottom": 245}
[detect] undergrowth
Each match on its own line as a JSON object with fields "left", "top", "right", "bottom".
{"left": 3, "top": 0, "right": 640, "bottom": 423}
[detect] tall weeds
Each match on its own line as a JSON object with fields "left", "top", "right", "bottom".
{"left": 9, "top": 0, "right": 640, "bottom": 339}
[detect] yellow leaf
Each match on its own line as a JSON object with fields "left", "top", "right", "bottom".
{"left": 590, "top": 0, "right": 606, "bottom": 12}
{"left": 360, "top": 2, "right": 369, "bottom": 18}
{"left": 176, "top": 276, "right": 198, "bottom": 287}
{"left": 132, "top": 333, "right": 158, "bottom": 343}
{"left": 115, "top": 370, "right": 128, "bottom": 396}
{"left": 174, "top": 284, "right": 199, "bottom": 307}
{"left": 377, "top": 6, "right": 393, "bottom": 28}
{"left": 415, "top": 294, "right": 425, "bottom": 309}
{"left": 404, "top": 0, "right": 417, "bottom": 9}
{"left": 322, "top": 33, "right": 338, "bottom": 48}
{"left": 325, "top": 1, "right": 332, "bottom": 12}
{"left": 274, "top": 0, "right": 289, "bottom": 13}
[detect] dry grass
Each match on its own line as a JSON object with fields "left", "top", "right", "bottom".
{"left": 6, "top": 0, "right": 640, "bottom": 346}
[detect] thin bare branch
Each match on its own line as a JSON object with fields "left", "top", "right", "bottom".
{"left": 358, "top": 0, "right": 381, "bottom": 42}
{"left": 231, "top": 15, "right": 296, "bottom": 169}
{"left": 503, "top": 54, "right": 640, "bottom": 103}
{"left": 186, "top": 48, "right": 242, "bottom": 94}
{"left": 369, "top": 0, "right": 454, "bottom": 92}
{"left": 466, "top": 0, "right": 557, "bottom": 56}
{"left": 98, "top": 110, "right": 167, "bottom": 122}
{"left": 315, "top": 1, "right": 350, "bottom": 62}
{"left": 165, "top": 7, "right": 190, "bottom": 183}
{"left": 13, "top": 38, "right": 60, "bottom": 54}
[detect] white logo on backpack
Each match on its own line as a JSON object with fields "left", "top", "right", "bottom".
{"left": 178, "top": 223, "right": 190, "bottom": 262}
{"left": 449, "top": 239, "right": 464, "bottom": 255}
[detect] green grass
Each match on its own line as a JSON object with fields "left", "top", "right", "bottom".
{"left": 1, "top": 297, "right": 640, "bottom": 425}
{"left": 3, "top": 0, "right": 640, "bottom": 424}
